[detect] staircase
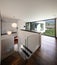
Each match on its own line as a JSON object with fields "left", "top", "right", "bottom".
{"left": 21, "top": 45, "right": 32, "bottom": 59}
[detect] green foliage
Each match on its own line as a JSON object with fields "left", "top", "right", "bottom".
{"left": 43, "top": 28, "right": 55, "bottom": 37}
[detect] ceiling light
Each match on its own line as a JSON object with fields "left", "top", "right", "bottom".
{"left": 12, "top": 23, "right": 17, "bottom": 28}
{"left": 7, "top": 31, "right": 12, "bottom": 35}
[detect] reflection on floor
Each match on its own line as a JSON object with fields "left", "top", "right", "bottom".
{"left": 1, "top": 35, "right": 57, "bottom": 65}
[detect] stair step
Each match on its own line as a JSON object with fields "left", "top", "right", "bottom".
{"left": 23, "top": 45, "right": 32, "bottom": 54}
{"left": 21, "top": 48, "right": 30, "bottom": 57}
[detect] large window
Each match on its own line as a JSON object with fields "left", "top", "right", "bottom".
{"left": 42, "top": 19, "right": 55, "bottom": 37}
{"left": 25, "top": 19, "right": 56, "bottom": 37}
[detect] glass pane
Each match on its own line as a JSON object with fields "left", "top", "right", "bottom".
{"left": 42, "top": 19, "right": 55, "bottom": 37}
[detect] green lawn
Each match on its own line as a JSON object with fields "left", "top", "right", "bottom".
{"left": 43, "top": 28, "right": 55, "bottom": 37}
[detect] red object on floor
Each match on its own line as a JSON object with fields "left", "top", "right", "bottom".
{"left": 14, "top": 36, "right": 18, "bottom": 44}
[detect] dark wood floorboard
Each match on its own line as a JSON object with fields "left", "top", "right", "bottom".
{"left": 26, "top": 35, "right": 57, "bottom": 65}
{"left": 1, "top": 52, "right": 25, "bottom": 65}
{"left": 1, "top": 35, "right": 57, "bottom": 65}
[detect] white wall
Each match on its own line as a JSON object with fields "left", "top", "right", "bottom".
{"left": 2, "top": 17, "right": 18, "bottom": 34}
{"left": 1, "top": 35, "right": 14, "bottom": 60}
{"left": 1, "top": 17, "right": 18, "bottom": 60}
{"left": 56, "top": 18, "right": 57, "bottom": 37}
{"left": 20, "top": 31, "right": 41, "bottom": 52}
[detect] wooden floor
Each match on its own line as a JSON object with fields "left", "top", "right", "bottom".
{"left": 26, "top": 35, "right": 57, "bottom": 65}
{"left": 1, "top": 35, "right": 57, "bottom": 65}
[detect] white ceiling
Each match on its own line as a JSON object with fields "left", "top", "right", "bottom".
{"left": 0, "top": 0, "right": 57, "bottom": 22}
